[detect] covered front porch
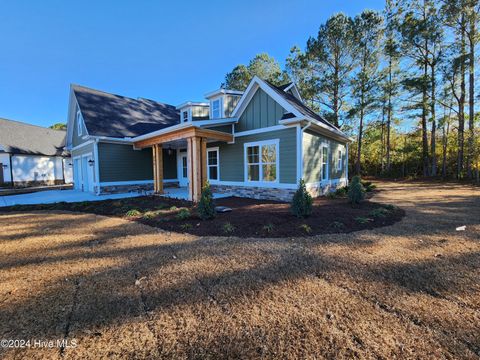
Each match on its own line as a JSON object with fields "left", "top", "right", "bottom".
{"left": 133, "top": 124, "right": 233, "bottom": 202}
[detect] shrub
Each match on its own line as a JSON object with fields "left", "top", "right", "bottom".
{"left": 180, "top": 223, "right": 193, "bottom": 231}
{"left": 299, "top": 224, "right": 312, "bottom": 234}
{"left": 330, "top": 221, "right": 345, "bottom": 229}
{"left": 262, "top": 223, "right": 275, "bottom": 234}
{"left": 197, "top": 182, "right": 216, "bottom": 220}
{"left": 334, "top": 187, "right": 348, "bottom": 197}
{"left": 222, "top": 222, "right": 235, "bottom": 234}
{"left": 369, "top": 208, "right": 389, "bottom": 218}
{"left": 291, "top": 179, "right": 313, "bottom": 218}
{"left": 176, "top": 208, "right": 191, "bottom": 220}
{"left": 169, "top": 206, "right": 178, "bottom": 211}
{"left": 348, "top": 176, "right": 366, "bottom": 205}
{"left": 126, "top": 209, "right": 142, "bottom": 217}
{"left": 381, "top": 204, "right": 396, "bottom": 211}
{"left": 142, "top": 210, "right": 160, "bottom": 220}
{"left": 361, "top": 181, "right": 376, "bottom": 192}
{"left": 355, "top": 216, "right": 372, "bottom": 224}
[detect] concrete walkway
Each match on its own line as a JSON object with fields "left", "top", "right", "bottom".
{"left": 0, "top": 189, "right": 143, "bottom": 207}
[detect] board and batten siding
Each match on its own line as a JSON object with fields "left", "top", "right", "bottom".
{"left": 302, "top": 131, "right": 347, "bottom": 183}
{"left": 97, "top": 143, "right": 176, "bottom": 182}
{"left": 211, "top": 127, "right": 297, "bottom": 184}
{"left": 224, "top": 94, "right": 241, "bottom": 118}
{"left": 236, "top": 88, "right": 286, "bottom": 132}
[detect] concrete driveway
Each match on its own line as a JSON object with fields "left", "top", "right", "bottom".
{"left": 0, "top": 189, "right": 143, "bottom": 207}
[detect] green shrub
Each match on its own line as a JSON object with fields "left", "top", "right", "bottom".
{"left": 355, "top": 216, "right": 372, "bottom": 224}
{"left": 334, "top": 187, "right": 348, "bottom": 197}
{"left": 262, "top": 223, "right": 275, "bottom": 234}
{"left": 299, "top": 224, "right": 312, "bottom": 234}
{"left": 169, "top": 206, "right": 178, "bottom": 211}
{"left": 222, "top": 222, "right": 235, "bottom": 234}
{"left": 180, "top": 223, "right": 193, "bottom": 231}
{"left": 348, "top": 176, "right": 366, "bottom": 205}
{"left": 197, "top": 182, "right": 216, "bottom": 220}
{"left": 126, "top": 209, "right": 142, "bottom": 217}
{"left": 361, "top": 181, "right": 376, "bottom": 192}
{"left": 291, "top": 179, "right": 313, "bottom": 218}
{"left": 142, "top": 210, "right": 159, "bottom": 219}
{"left": 176, "top": 208, "right": 191, "bottom": 220}
{"left": 330, "top": 221, "right": 345, "bottom": 229}
{"left": 381, "top": 204, "right": 396, "bottom": 211}
{"left": 369, "top": 208, "right": 389, "bottom": 218}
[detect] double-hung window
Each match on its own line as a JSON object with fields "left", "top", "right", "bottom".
{"left": 207, "top": 148, "right": 219, "bottom": 181}
{"left": 76, "top": 110, "right": 83, "bottom": 136}
{"left": 182, "top": 110, "right": 189, "bottom": 123}
{"left": 211, "top": 99, "right": 221, "bottom": 119}
{"left": 337, "top": 150, "right": 342, "bottom": 171}
{"left": 245, "top": 140, "right": 278, "bottom": 183}
{"left": 321, "top": 146, "right": 329, "bottom": 180}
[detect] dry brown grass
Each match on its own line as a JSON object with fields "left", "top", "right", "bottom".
{"left": 0, "top": 180, "right": 479, "bottom": 359}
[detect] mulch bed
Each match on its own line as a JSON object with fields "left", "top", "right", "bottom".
{"left": 0, "top": 193, "right": 404, "bottom": 237}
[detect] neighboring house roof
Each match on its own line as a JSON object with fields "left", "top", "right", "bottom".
{"left": 73, "top": 85, "right": 180, "bottom": 138}
{"left": 265, "top": 81, "right": 339, "bottom": 132}
{"left": 0, "top": 118, "right": 67, "bottom": 156}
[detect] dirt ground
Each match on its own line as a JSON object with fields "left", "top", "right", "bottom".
{"left": 0, "top": 180, "right": 479, "bottom": 359}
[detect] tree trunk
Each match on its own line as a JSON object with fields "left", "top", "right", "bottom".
{"left": 381, "top": 106, "right": 385, "bottom": 173}
{"left": 430, "top": 63, "right": 437, "bottom": 176}
{"left": 422, "top": 60, "right": 430, "bottom": 177}
{"left": 333, "top": 53, "right": 340, "bottom": 128}
{"left": 386, "top": 56, "right": 392, "bottom": 173}
{"left": 356, "top": 106, "right": 364, "bottom": 175}
{"left": 457, "top": 17, "right": 466, "bottom": 179}
{"left": 466, "top": 17, "right": 475, "bottom": 178}
{"left": 442, "top": 118, "right": 450, "bottom": 179}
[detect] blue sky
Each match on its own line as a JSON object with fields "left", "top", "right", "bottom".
{"left": 0, "top": 0, "right": 384, "bottom": 128}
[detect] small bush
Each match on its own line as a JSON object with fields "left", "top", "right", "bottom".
{"left": 222, "top": 222, "right": 235, "bottom": 234}
{"left": 361, "top": 181, "right": 376, "bottom": 192}
{"left": 197, "top": 182, "right": 216, "bottom": 220}
{"left": 126, "top": 209, "right": 142, "bottom": 217}
{"left": 381, "top": 204, "right": 396, "bottom": 211}
{"left": 262, "top": 223, "right": 275, "bottom": 234}
{"left": 142, "top": 210, "right": 159, "bottom": 220}
{"left": 180, "top": 223, "right": 193, "bottom": 231}
{"left": 291, "top": 179, "right": 313, "bottom": 218}
{"left": 169, "top": 206, "right": 178, "bottom": 211}
{"left": 176, "top": 208, "right": 191, "bottom": 220}
{"left": 369, "top": 208, "right": 389, "bottom": 218}
{"left": 330, "top": 221, "right": 345, "bottom": 229}
{"left": 299, "top": 224, "right": 312, "bottom": 234}
{"left": 348, "top": 176, "right": 366, "bottom": 205}
{"left": 155, "top": 203, "right": 170, "bottom": 210}
{"left": 355, "top": 216, "right": 372, "bottom": 224}
{"left": 334, "top": 187, "right": 348, "bottom": 197}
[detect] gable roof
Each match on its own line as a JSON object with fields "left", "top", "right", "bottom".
{"left": 72, "top": 85, "right": 180, "bottom": 138}
{"left": 0, "top": 118, "right": 67, "bottom": 156}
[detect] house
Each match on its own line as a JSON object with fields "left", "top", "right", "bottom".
{"left": 66, "top": 76, "right": 350, "bottom": 201}
{"left": 0, "top": 118, "right": 72, "bottom": 187}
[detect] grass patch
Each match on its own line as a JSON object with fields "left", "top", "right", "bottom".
{"left": 180, "top": 223, "right": 193, "bottom": 231}
{"left": 262, "top": 223, "right": 275, "bottom": 234}
{"left": 176, "top": 208, "right": 191, "bottom": 220}
{"left": 299, "top": 224, "right": 312, "bottom": 234}
{"left": 355, "top": 216, "right": 373, "bottom": 224}
{"left": 222, "top": 222, "right": 235, "bottom": 234}
{"left": 125, "top": 209, "right": 142, "bottom": 217}
{"left": 369, "top": 208, "right": 390, "bottom": 218}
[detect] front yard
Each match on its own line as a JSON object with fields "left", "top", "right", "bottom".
{"left": 0, "top": 180, "right": 479, "bottom": 359}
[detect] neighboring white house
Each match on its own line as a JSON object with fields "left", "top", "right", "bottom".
{"left": 0, "top": 118, "right": 72, "bottom": 187}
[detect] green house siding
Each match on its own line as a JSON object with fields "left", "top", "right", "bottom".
{"left": 236, "top": 88, "right": 286, "bottom": 132}
{"left": 302, "top": 131, "right": 347, "bottom": 183}
{"left": 98, "top": 143, "right": 177, "bottom": 182}
{"left": 213, "top": 127, "right": 297, "bottom": 184}
{"left": 72, "top": 106, "right": 89, "bottom": 147}
{"left": 71, "top": 142, "right": 94, "bottom": 158}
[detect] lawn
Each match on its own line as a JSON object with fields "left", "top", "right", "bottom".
{"left": 0, "top": 188, "right": 404, "bottom": 237}
{"left": 0, "top": 180, "right": 479, "bottom": 359}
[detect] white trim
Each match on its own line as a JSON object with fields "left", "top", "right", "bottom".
{"left": 93, "top": 139, "right": 100, "bottom": 194}
{"left": 70, "top": 140, "right": 95, "bottom": 152}
{"left": 321, "top": 145, "right": 329, "bottom": 181}
{"left": 305, "top": 177, "right": 347, "bottom": 188}
{"left": 280, "top": 118, "right": 349, "bottom": 142}
{"left": 204, "top": 88, "right": 243, "bottom": 99}
{"left": 206, "top": 147, "right": 220, "bottom": 183}
{"left": 210, "top": 97, "right": 222, "bottom": 119}
{"left": 132, "top": 122, "right": 193, "bottom": 142}
{"left": 176, "top": 101, "right": 209, "bottom": 110}
{"left": 346, "top": 143, "right": 349, "bottom": 184}
{"left": 212, "top": 180, "right": 297, "bottom": 189}
{"left": 234, "top": 124, "right": 287, "bottom": 137}
{"left": 99, "top": 180, "right": 154, "bottom": 186}
{"left": 195, "top": 118, "right": 238, "bottom": 127}
{"left": 244, "top": 138, "right": 280, "bottom": 185}
{"left": 284, "top": 83, "right": 303, "bottom": 102}
{"left": 88, "top": 136, "right": 134, "bottom": 143}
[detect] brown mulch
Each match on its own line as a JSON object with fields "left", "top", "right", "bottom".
{"left": 0, "top": 194, "right": 404, "bottom": 237}
{"left": 0, "top": 180, "right": 479, "bottom": 359}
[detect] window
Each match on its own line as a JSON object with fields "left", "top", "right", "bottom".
{"left": 337, "top": 150, "right": 342, "bottom": 171}
{"left": 182, "top": 110, "right": 189, "bottom": 123}
{"left": 182, "top": 156, "right": 187, "bottom": 178}
{"left": 322, "top": 146, "right": 329, "bottom": 180}
{"left": 211, "top": 99, "right": 221, "bottom": 118}
{"left": 245, "top": 140, "right": 278, "bottom": 183}
{"left": 207, "top": 148, "right": 219, "bottom": 181}
{"left": 76, "top": 110, "right": 83, "bottom": 136}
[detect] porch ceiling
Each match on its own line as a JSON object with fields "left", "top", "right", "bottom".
{"left": 133, "top": 125, "right": 233, "bottom": 149}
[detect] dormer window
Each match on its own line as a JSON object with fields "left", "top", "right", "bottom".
{"left": 76, "top": 110, "right": 83, "bottom": 136}
{"left": 182, "top": 110, "right": 189, "bottom": 123}
{"left": 211, "top": 99, "right": 221, "bottom": 119}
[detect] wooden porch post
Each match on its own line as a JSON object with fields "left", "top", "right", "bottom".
{"left": 187, "top": 136, "right": 207, "bottom": 202}
{"left": 152, "top": 144, "right": 163, "bottom": 194}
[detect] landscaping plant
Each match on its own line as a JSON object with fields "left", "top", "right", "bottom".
{"left": 348, "top": 176, "right": 366, "bottom": 205}
{"left": 197, "top": 181, "right": 216, "bottom": 220}
{"left": 176, "top": 208, "right": 191, "bottom": 220}
{"left": 291, "top": 179, "right": 313, "bottom": 218}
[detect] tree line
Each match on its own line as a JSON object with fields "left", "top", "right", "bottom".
{"left": 223, "top": 0, "right": 479, "bottom": 181}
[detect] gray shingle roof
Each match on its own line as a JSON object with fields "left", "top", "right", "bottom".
{"left": 0, "top": 118, "right": 67, "bottom": 156}
{"left": 266, "top": 81, "right": 340, "bottom": 132}
{"left": 73, "top": 85, "right": 180, "bottom": 138}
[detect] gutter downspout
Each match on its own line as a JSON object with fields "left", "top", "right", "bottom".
{"left": 93, "top": 139, "right": 101, "bottom": 195}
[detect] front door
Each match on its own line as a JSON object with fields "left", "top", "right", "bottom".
{"left": 178, "top": 152, "right": 189, "bottom": 187}
{"left": 0, "top": 163, "right": 4, "bottom": 185}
